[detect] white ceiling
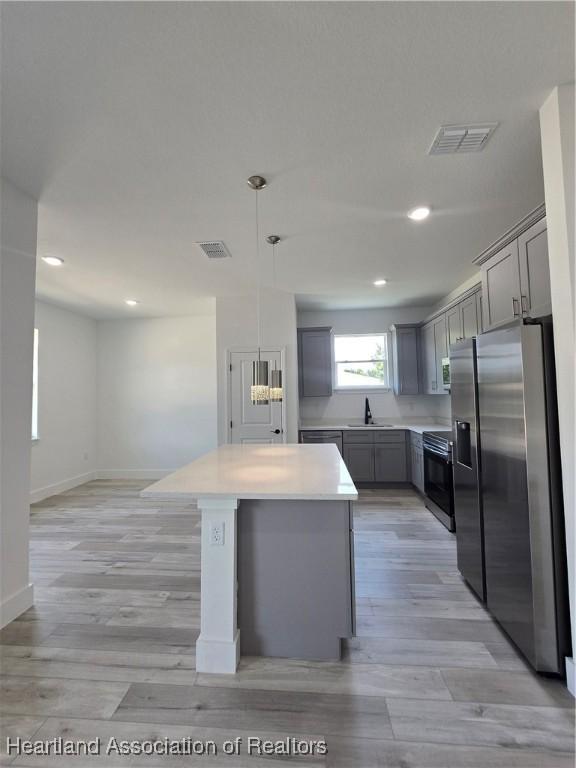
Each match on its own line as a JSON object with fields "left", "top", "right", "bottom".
{"left": 1, "top": 2, "right": 573, "bottom": 318}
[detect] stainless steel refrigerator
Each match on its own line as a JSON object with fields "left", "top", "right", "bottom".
{"left": 452, "top": 319, "right": 570, "bottom": 674}
{"left": 450, "top": 337, "right": 485, "bottom": 603}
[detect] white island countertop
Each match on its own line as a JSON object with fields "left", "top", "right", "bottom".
{"left": 142, "top": 443, "right": 358, "bottom": 501}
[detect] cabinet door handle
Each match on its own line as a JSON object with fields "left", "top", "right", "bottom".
{"left": 520, "top": 295, "right": 529, "bottom": 315}
{"left": 512, "top": 297, "right": 520, "bottom": 317}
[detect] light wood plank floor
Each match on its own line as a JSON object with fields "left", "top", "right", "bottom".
{"left": 1, "top": 481, "right": 574, "bottom": 766}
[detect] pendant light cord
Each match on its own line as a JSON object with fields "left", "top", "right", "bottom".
{"left": 255, "top": 189, "right": 262, "bottom": 352}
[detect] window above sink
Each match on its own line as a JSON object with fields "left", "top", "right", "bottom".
{"left": 334, "top": 333, "right": 390, "bottom": 392}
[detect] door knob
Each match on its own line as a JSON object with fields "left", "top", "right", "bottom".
{"left": 270, "top": 429, "right": 281, "bottom": 434}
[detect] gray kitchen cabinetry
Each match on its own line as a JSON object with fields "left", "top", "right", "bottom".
{"left": 299, "top": 430, "right": 343, "bottom": 455}
{"left": 374, "top": 439, "right": 408, "bottom": 482}
{"left": 446, "top": 304, "right": 463, "bottom": 347}
{"left": 298, "top": 327, "right": 333, "bottom": 398}
{"left": 433, "top": 314, "right": 448, "bottom": 390}
{"left": 421, "top": 315, "right": 448, "bottom": 394}
{"left": 342, "top": 430, "right": 408, "bottom": 484}
{"left": 410, "top": 432, "right": 425, "bottom": 494}
{"left": 481, "top": 240, "right": 522, "bottom": 328}
{"left": 342, "top": 443, "right": 375, "bottom": 482}
{"left": 421, "top": 322, "right": 438, "bottom": 394}
{"left": 479, "top": 211, "right": 550, "bottom": 330}
{"left": 447, "top": 292, "right": 481, "bottom": 346}
{"left": 461, "top": 293, "right": 480, "bottom": 339}
{"left": 517, "top": 216, "right": 551, "bottom": 318}
{"left": 390, "top": 324, "right": 420, "bottom": 395}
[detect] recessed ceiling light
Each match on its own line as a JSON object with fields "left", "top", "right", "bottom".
{"left": 125, "top": 299, "right": 139, "bottom": 307}
{"left": 408, "top": 206, "right": 431, "bottom": 221}
{"left": 373, "top": 279, "right": 387, "bottom": 286}
{"left": 41, "top": 256, "right": 64, "bottom": 267}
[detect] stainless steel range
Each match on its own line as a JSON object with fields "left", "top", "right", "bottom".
{"left": 423, "top": 430, "right": 454, "bottom": 532}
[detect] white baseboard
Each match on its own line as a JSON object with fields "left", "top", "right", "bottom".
{"left": 30, "top": 471, "right": 97, "bottom": 504}
{"left": 0, "top": 583, "right": 33, "bottom": 629}
{"left": 566, "top": 657, "right": 575, "bottom": 698}
{"left": 97, "top": 469, "right": 174, "bottom": 480}
{"left": 30, "top": 469, "right": 172, "bottom": 504}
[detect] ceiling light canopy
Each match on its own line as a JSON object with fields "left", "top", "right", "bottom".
{"left": 408, "top": 206, "right": 431, "bottom": 221}
{"left": 41, "top": 255, "right": 64, "bottom": 267}
{"left": 125, "top": 299, "right": 139, "bottom": 307}
{"left": 373, "top": 279, "right": 387, "bottom": 286}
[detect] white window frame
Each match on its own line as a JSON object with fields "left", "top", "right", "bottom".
{"left": 332, "top": 332, "right": 391, "bottom": 393}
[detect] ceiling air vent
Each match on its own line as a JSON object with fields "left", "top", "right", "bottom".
{"left": 428, "top": 123, "right": 498, "bottom": 155}
{"left": 196, "top": 241, "right": 232, "bottom": 259}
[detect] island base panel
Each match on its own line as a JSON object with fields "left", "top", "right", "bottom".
{"left": 238, "top": 499, "right": 355, "bottom": 661}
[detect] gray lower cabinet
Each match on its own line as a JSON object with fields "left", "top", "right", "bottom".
{"left": 300, "top": 430, "right": 343, "bottom": 455}
{"left": 298, "top": 327, "right": 333, "bottom": 398}
{"left": 341, "top": 430, "right": 408, "bottom": 483}
{"left": 374, "top": 441, "right": 407, "bottom": 482}
{"left": 410, "top": 433, "right": 425, "bottom": 493}
{"left": 390, "top": 324, "right": 420, "bottom": 395}
{"left": 343, "top": 443, "right": 375, "bottom": 482}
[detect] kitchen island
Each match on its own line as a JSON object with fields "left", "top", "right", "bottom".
{"left": 142, "top": 444, "right": 358, "bottom": 674}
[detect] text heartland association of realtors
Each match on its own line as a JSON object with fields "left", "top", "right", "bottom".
{"left": 5, "top": 736, "right": 328, "bottom": 757}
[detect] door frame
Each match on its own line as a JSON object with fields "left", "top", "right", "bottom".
{"left": 225, "top": 347, "right": 287, "bottom": 444}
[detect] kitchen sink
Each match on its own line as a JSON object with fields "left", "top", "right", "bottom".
{"left": 346, "top": 423, "right": 396, "bottom": 428}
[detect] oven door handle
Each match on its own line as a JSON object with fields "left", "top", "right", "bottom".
{"left": 424, "top": 445, "right": 450, "bottom": 460}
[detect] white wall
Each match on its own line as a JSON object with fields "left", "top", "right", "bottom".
{"left": 297, "top": 307, "right": 450, "bottom": 424}
{"left": 97, "top": 311, "right": 218, "bottom": 477}
{"left": 0, "top": 178, "right": 37, "bottom": 627}
{"left": 216, "top": 290, "right": 299, "bottom": 444}
{"left": 30, "top": 301, "right": 97, "bottom": 501}
{"left": 540, "top": 84, "right": 575, "bottom": 693}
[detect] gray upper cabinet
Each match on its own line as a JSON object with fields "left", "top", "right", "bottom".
{"left": 446, "top": 304, "right": 463, "bottom": 346}
{"left": 421, "top": 322, "right": 438, "bottom": 394}
{"left": 298, "top": 327, "right": 333, "bottom": 398}
{"left": 518, "top": 216, "right": 551, "bottom": 319}
{"left": 479, "top": 209, "right": 549, "bottom": 330}
{"left": 461, "top": 293, "right": 480, "bottom": 339}
{"left": 481, "top": 240, "right": 521, "bottom": 329}
{"left": 390, "top": 324, "right": 420, "bottom": 395}
{"left": 433, "top": 314, "right": 448, "bottom": 392}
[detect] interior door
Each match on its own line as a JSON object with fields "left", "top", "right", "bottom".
{"left": 229, "top": 350, "right": 283, "bottom": 444}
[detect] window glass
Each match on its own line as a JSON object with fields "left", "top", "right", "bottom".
{"left": 334, "top": 333, "right": 389, "bottom": 389}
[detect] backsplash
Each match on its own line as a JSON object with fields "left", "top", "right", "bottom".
{"left": 299, "top": 391, "right": 451, "bottom": 425}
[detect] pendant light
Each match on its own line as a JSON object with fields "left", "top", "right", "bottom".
{"left": 266, "top": 234, "right": 283, "bottom": 403}
{"left": 247, "top": 175, "right": 269, "bottom": 405}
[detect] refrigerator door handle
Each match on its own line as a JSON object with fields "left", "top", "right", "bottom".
{"left": 520, "top": 294, "right": 529, "bottom": 315}
{"left": 512, "top": 297, "right": 520, "bottom": 317}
